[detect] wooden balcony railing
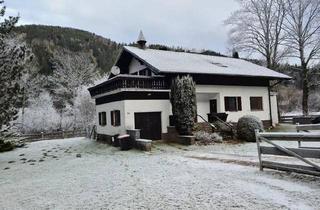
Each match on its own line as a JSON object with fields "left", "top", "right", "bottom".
{"left": 89, "top": 75, "right": 169, "bottom": 97}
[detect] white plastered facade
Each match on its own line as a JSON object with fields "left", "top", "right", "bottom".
{"left": 95, "top": 84, "right": 278, "bottom": 136}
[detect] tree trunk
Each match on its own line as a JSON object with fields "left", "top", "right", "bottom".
{"left": 302, "top": 67, "right": 309, "bottom": 116}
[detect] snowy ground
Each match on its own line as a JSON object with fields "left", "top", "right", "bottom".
{"left": 0, "top": 137, "right": 320, "bottom": 210}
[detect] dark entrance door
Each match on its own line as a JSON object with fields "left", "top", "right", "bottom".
{"left": 210, "top": 99, "right": 217, "bottom": 113}
{"left": 134, "top": 112, "right": 162, "bottom": 140}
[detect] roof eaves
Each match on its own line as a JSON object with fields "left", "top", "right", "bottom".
{"left": 161, "top": 71, "right": 292, "bottom": 80}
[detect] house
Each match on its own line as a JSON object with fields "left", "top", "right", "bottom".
{"left": 88, "top": 32, "right": 291, "bottom": 141}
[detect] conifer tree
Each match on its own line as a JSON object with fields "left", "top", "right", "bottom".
{"left": 0, "top": 1, "right": 29, "bottom": 132}
{"left": 170, "top": 75, "right": 197, "bottom": 135}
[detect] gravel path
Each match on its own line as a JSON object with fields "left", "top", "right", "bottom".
{"left": 0, "top": 138, "right": 319, "bottom": 210}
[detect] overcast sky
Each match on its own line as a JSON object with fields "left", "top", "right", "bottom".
{"left": 5, "top": 0, "right": 239, "bottom": 54}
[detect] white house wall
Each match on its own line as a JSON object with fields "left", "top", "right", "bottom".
{"left": 124, "top": 100, "right": 172, "bottom": 133}
{"left": 128, "top": 58, "right": 147, "bottom": 74}
{"left": 196, "top": 93, "right": 219, "bottom": 121}
{"left": 196, "top": 85, "right": 271, "bottom": 122}
{"left": 96, "top": 101, "right": 126, "bottom": 136}
{"left": 95, "top": 85, "right": 273, "bottom": 137}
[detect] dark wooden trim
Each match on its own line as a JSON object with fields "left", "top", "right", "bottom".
{"left": 96, "top": 91, "right": 170, "bottom": 105}
{"left": 89, "top": 75, "right": 168, "bottom": 97}
{"left": 89, "top": 73, "right": 274, "bottom": 98}
{"left": 165, "top": 73, "right": 271, "bottom": 86}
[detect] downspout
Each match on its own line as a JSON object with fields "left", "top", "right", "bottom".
{"left": 268, "top": 85, "right": 273, "bottom": 127}
{"left": 268, "top": 80, "right": 283, "bottom": 127}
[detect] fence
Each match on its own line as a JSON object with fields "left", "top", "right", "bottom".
{"left": 255, "top": 129, "right": 320, "bottom": 176}
{"left": 19, "top": 130, "right": 87, "bottom": 142}
{"left": 279, "top": 115, "right": 295, "bottom": 124}
{"left": 279, "top": 115, "right": 320, "bottom": 124}
{"left": 296, "top": 124, "right": 320, "bottom": 149}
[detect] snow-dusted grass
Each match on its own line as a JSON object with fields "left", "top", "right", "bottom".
{"left": 0, "top": 137, "right": 320, "bottom": 209}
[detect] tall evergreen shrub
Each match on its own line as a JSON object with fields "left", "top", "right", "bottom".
{"left": 170, "top": 75, "right": 196, "bottom": 135}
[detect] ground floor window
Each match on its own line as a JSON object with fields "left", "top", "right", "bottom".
{"left": 98, "top": 112, "right": 106, "bottom": 126}
{"left": 224, "top": 97, "right": 242, "bottom": 112}
{"left": 250, "top": 97, "right": 263, "bottom": 111}
{"left": 111, "top": 110, "right": 121, "bottom": 126}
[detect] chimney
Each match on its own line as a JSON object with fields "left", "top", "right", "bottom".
{"left": 232, "top": 49, "right": 239, "bottom": 58}
{"left": 137, "top": 30, "right": 147, "bottom": 49}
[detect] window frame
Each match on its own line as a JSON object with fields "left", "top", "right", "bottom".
{"left": 224, "top": 96, "right": 242, "bottom": 112}
{"left": 111, "top": 110, "right": 121, "bottom": 127}
{"left": 98, "top": 112, "right": 107, "bottom": 126}
{"left": 250, "top": 97, "right": 263, "bottom": 111}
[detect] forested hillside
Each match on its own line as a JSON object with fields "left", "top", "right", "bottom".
{"left": 14, "top": 25, "right": 122, "bottom": 75}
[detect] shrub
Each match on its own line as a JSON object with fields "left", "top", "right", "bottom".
{"left": 0, "top": 138, "right": 14, "bottom": 152}
{"left": 237, "top": 115, "right": 264, "bottom": 142}
{"left": 170, "top": 75, "right": 197, "bottom": 135}
{"left": 194, "top": 131, "right": 223, "bottom": 145}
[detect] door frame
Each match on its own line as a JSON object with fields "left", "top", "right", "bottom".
{"left": 209, "top": 99, "right": 218, "bottom": 114}
{"left": 134, "top": 111, "right": 162, "bottom": 140}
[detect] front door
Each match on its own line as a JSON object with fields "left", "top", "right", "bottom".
{"left": 134, "top": 112, "right": 162, "bottom": 140}
{"left": 210, "top": 99, "right": 217, "bottom": 113}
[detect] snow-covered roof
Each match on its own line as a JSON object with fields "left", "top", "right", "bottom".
{"left": 123, "top": 46, "right": 291, "bottom": 79}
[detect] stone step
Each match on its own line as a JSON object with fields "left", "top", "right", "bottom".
{"left": 136, "top": 139, "right": 152, "bottom": 151}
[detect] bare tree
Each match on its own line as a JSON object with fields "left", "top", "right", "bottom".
{"left": 283, "top": 0, "right": 320, "bottom": 115}
{"left": 51, "top": 49, "right": 98, "bottom": 129}
{"left": 226, "top": 0, "right": 288, "bottom": 69}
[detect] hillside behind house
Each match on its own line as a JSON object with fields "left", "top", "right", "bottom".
{"left": 14, "top": 25, "right": 122, "bottom": 75}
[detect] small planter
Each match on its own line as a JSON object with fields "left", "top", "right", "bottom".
{"left": 112, "top": 134, "right": 120, "bottom": 147}
{"left": 178, "top": 135, "right": 195, "bottom": 145}
{"left": 118, "top": 134, "right": 133, "bottom": 150}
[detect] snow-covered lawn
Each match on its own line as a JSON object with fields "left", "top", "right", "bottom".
{"left": 0, "top": 137, "right": 320, "bottom": 210}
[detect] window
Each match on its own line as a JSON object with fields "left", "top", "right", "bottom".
{"left": 250, "top": 97, "right": 263, "bottom": 111}
{"left": 138, "top": 69, "right": 151, "bottom": 76}
{"left": 98, "top": 112, "right": 106, "bottom": 126}
{"left": 111, "top": 110, "right": 121, "bottom": 126}
{"left": 139, "top": 69, "right": 146, "bottom": 75}
{"left": 224, "top": 97, "right": 242, "bottom": 112}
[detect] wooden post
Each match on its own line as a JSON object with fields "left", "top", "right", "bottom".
{"left": 296, "top": 123, "right": 302, "bottom": 148}
{"left": 255, "top": 129, "right": 263, "bottom": 171}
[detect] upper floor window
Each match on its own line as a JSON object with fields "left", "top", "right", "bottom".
{"left": 250, "top": 97, "right": 263, "bottom": 111}
{"left": 224, "top": 97, "right": 242, "bottom": 112}
{"left": 98, "top": 112, "right": 106, "bottom": 126}
{"left": 111, "top": 110, "right": 121, "bottom": 127}
{"left": 138, "top": 69, "right": 151, "bottom": 76}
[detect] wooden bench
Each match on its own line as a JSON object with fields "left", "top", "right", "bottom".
{"left": 255, "top": 131, "right": 320, "bottom": 176}
{"left": 136, "top": 139, "right": 152, "bottom": 151}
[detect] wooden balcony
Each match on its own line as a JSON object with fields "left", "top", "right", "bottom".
{"left": 89, "top": 75, "right": 169, "bottom": 97}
